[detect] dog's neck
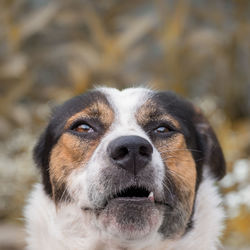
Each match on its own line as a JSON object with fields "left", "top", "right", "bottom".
{"left": 25, "top": 173, "right": 224, "bottom": 250}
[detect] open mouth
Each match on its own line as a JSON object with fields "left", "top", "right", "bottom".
{"left": 96, "top": 186, "right": 163, "bottom": 239}
{"left": 82, "top": 186, "right": 156, "bottom": 212}
{"left": 109, "top": 186, "right": 155, "bottom": 203}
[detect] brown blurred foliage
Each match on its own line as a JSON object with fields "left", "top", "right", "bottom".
{"left": 0, "top": 0, "right": 250, "bottom": 249}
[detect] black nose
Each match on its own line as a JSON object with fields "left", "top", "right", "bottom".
{"left": 107, "top": 136, "right": 153, "bottom": 175}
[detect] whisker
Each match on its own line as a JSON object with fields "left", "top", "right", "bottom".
{"left": 166, "top": 169, "right": 189, "bottom": 184}
{"left": 161, "top": 155, "right": 204, "bottom": 163}
{"left": 158, "top": 148, "right": 202, "bottom": 153}
{"left": 162, "top": 178, "right": 174, "bottom": 201}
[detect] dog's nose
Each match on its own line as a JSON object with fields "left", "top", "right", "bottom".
{"left": 107, "top": 136, "right": 153, "bottom": 175}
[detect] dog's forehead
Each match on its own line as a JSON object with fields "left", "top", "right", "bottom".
{"left": 98, "top": 88, "right": 187, "bottom": 131}
{"left": 99, "top": 87, "right": 154, "bottom": 122}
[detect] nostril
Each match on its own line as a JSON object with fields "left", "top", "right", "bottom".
{"left": 139, "top": 146, "right": 149, "bottom": 156}
{"left": 112, "top": 146, "right": 129, "bottom": 160}
{"left": 139, "top": 144, "right": 153, "bottom": 158}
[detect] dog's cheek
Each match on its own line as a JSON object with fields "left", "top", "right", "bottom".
{"left": 49, "top": 133, "right": 100, "bottom": 203}
{"left": 156, "top": 134, "right": 196, "bottom": 216}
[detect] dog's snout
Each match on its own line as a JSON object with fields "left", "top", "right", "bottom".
{"left": 107, "top": 136, "right": 153, "bottom": 175}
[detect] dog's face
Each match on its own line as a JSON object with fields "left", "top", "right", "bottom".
{"left": 34, "top": 88, "right": 225, "bottom": 243}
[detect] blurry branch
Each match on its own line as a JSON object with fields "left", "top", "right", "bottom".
{"left": 0, "top": 75, "right": 33, "bottom": 119}
{"left": 77, "top": 1, "right": 157, "bottom": 86}
{"left": 0, "top": 0, "right": 249, "bottom": 116}
{"left": 159, "top": 0, "right": 190, "bottom": 93}
{"left": 69, "top": 62, "right": 90, "bottom": 93}
{"left": 161, "top": 0, "right": 189, "bottom": 47}
{"left": 83, "top": 3, "right": 115, "bottom": 54}
{"left": 0, "top": 54, "right": 27, "bottom": 78}
{"left": 117, "top": 14, "right": 157, "bottom": 52}
{"left": 82, "top": 2, "right": 158, "bottom": 78}
{"left": 1, "top": 2, "right": 59, "bottom": 50}
{"left": 19, "top": 3, "right": 59, "bottom": 42}
{"left": 51, "top": 42, "right": 100, "bottom": 68}
{"left": 82, "top": 3, "right": 122, "bottom": 77}
{"left": 104, "top": 0, "right": 144, "bottom": 22}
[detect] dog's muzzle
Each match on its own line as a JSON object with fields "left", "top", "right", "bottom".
{"left": 87, "top": 136, "right": 164, "bottom": 240}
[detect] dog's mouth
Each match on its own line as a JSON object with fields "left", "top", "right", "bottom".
{"left": 109, "top": 186, "right": 154, "bottom": 203}
{"left": 94, "top": 185, "right": 163, "bottom": 240}
{"left": 81, "top": 183, "right": 171, "bottom": 240}
{"left": 82, "top": 185, "right": 167, "bottom": 212}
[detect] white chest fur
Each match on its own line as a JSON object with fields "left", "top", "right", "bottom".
{"left": 24, "top": 172, "right": 224, "bottom": 250}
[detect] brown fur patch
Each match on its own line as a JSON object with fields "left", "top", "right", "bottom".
{"left": 136, "top": 100, "right": 180, "bottom": 129}
{"left": 49, "top": 101, "right": 114, "bottom": 202}
{"left": 155, "top": 134, "right": 196, "bottom": 213}
{"left": 136, "top": 98, "right": 196, "bottom": 222}
{"left": 65, "top": 101, "right": 114, "bottom": 129}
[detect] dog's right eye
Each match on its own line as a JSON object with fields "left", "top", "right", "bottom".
{"left": 154, "top": 126, "right": 170, "bottom": 134}
{"left": 73, "top": 123, "right": 94, "bottom": 133}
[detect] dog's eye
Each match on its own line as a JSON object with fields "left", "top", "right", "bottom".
{"left": 74, "top": 123, "right": 94, "bottom": 133}
{"left": 154, "top": 126, "right": 169, "bottom": 133}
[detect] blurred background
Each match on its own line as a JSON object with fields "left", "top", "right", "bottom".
{"left": 0, "top": 0, "right": 250, "bottom": 249}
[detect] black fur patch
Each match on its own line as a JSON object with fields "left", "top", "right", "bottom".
{"left": 150, "top": 91, "right": 226, "bottom": 237}
{"left": 33, "top": 90, "right": 111, "bottom": 197}
{"left": 151, "top": 91, "right": 225, "bottom": 185}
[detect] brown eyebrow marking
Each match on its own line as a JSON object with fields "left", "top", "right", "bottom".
{"left": 136, "top": 99, "right": 181, "bottom": 129}
{"left": 65, "top": 101, "right": 114, "bottom": 129}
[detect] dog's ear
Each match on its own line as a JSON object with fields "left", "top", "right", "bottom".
{"left": 33, "top": 125, "right": 54, "bottom": 195}
{"left": 193, "top": 107, "right": 226, "bottom": 180}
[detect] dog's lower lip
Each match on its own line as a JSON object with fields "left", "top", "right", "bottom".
{"left": 112, "top": 197, "right": 153, "bottom": 202}
{"left": 107, "top": 198, "right": 172, "bottom": 208}
{"left": 81, "top": 200, "right": 169, "bottom": 212}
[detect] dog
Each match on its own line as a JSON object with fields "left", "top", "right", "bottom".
{"left": 24, "top": 87, "right": 226, "bottom": 250}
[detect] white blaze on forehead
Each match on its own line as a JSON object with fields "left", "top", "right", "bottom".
{"left": 99, "top": 87, "right": 153, "bottom": 136}
{"left": 97, "top": 87, "right": 166, "bottom": 194}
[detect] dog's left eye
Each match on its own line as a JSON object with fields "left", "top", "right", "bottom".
{"left": 73, "top": 123, "right": 94, "bottom": 133}
{"left": 154, "top": 126, "right": 170, "bottom": 133}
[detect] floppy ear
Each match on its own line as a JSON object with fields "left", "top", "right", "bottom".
{"left": 33, "top": 125, "right": 54, "bottom": 196}
{"left": 193, "top": 107, "right": 226, "bottom": 180}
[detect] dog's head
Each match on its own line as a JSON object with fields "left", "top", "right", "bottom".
{"left": 34, "top": 87, "right": 225, "bottom": 242}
